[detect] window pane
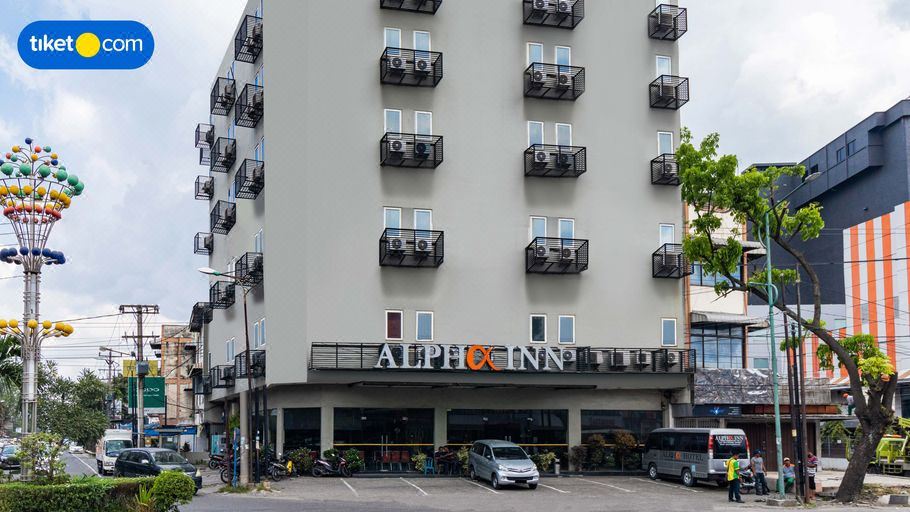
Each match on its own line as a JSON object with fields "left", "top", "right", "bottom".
{"left": 527, "top": 43, "right": 542, "bottom": 65}
{"left": 414, "top": 31, "right": 430, "bottom": 51}
{"left": 657, "top": 132, "right": 673, "bottom": 155}
{"left": 531, "top": 217, "right": 546, "bottom": 239}
{"left": 414, "top": 210, "right": 432, "bottom": 231}
{"left": 261, "top": 319, "right": 266, "bottom": 345}
{"left": 253, "top": 322, "right": 260, "bottom": 348}
{"left": 559, "top": 316, "right": 574, "bottom": 344}
{"left": 417, "top": 312, "right": 432, "bottom": 341}
{"left": 555, "top": 46, "right": 571, "bottom": 66}
{"left": 384, "top": 28, "right": 400, "bottom": 48}
{"left": 753, "top": 357, "right": 769, "bottom": 369}
{"left": 659, "top": 224, "right": 674, "bottom": 245}
{"left": 531, "top": 316, "right": 546, "bottom": 342}
{"left": 559, "top": 219, "right": 574, "bottom": 239}
{"left": 384, "top": 110, "right": 401, "bottom": 133}
{"left": 656, "top": 55, "right": 671, "bottom": 77}
{"left": 661, "top": 319, "right": 676, "bottom": 346}
{"left": 556, "top": 124, "right": 572, "bottom": 146}
{"left": 386, "top": 311, "right": 402, "bottom": 340}
{"left": 384, "top": 208, "right": 401, "bottom": 230}
{"left": 528, "top": 122, "right": 543, "bottom": 146}
{"left": 416, "top": 112, "right": 432, "bottom": 135}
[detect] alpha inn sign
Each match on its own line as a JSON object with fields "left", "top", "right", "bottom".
{"left": 375, "top": 343, "right": 577, "bottom": 372}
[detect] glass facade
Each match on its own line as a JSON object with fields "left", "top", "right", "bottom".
{"left": 334, "top": 408, "right": 435, "bottom": 469}
{"left": 447, "top": 409, "right": 568, "bottom": 464}
{"left": 690, "top": 263, "right": 741, "bottom": 287}
{"left": 690, "top": 325, "right": 745, "bottom": 368}
{"left": 283, "top": 407, "right": 321, "bottom": 452}
{"left": 580, "top": 410, "right": 662, "bottom": 444}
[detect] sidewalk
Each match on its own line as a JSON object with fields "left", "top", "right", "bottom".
{"left": 764, "top": 469, "right": 910, "bottom": 494}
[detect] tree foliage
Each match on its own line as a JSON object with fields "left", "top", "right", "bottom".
{"left": 18, "top": 432, "right": 68, "bottom": 484}
{"left": 37, "top": 367, "right": 108, "bottom": 450}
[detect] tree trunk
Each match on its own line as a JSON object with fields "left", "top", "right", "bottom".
{"left": 836, "top": 416, "right": 888, "bottom": 502}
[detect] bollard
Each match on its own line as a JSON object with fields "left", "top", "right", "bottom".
{"left": 554, "top": 459, "right": 561, "bottom": 476}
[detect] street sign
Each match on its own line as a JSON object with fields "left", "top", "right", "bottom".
{"left": 123, "top": 359, "right": 159, "bottom": 377}
{"left": 127, "top": 376, "right": 165, "bottom": 413}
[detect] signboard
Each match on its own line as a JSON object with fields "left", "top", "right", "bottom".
{"left": 691, "top": 405, "right": 742, "bottom": 417}
{"left": 122, "top": 359, "right": 159, "bottom": 377}
{"left": 127, "top": 376, "right": 165, "bottom": 414}
{"left": 375, "top": 343, "right": 576, "bottom": 372}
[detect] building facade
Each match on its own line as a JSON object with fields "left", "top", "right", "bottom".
{"left": 190, "top": 0, "right": 693, "bottom": 469}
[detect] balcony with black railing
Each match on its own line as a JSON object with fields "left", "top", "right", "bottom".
{"left": 210, "top": 200, "right": 236, "bottom": 235}
{"left": 189, "top": 302, "right": 213, "bottom": 333}
{"left": 235, "top": 350, "right": 266, "bottom": 379}
{"left": 380, "top": 48, "right": 443, "bottom": 87}
{"left": 234, "top": 159, "right": 264, "bottom": 199}
{"left": 379, "top": 228, "right": 444, "bottom": 268}
{"left": 524, "top": 144, "right": 586, "bottom": 177}
{"left": 193, "top": 374, "right": 211, "bottom": 395}
{"left": 210, "top": 365, "right": 235, "bottom": 388}
{"left": 194, "top": 232, "right": 213, "bottom": 255}
{"left": 649, "top": 75, "right": 689, "bottom": 110}
{"left": 199, "top": 147, "right": 211, "bottom": 167}
{"left": 380, "top": 133, "right": 443, "bottom": 169}
{"left": 210, "top": 137, "right": 236, "bottom": 173}
{"left": 523, "top": 0, "right": 584, "bottom": 29}
{"left": 235, "top": 14, "right": 263, "bottom": 63}
{"left": 210, "top": 77, "right": 236, "bottom": 116}
{"left": 651, "top": 154, "right": 679, "bottom": 185}
{"left": 648, "top": 4, "right": 687, "bottom": 41}
{"left": 235, "top": 251, "right": 264, "bottom": 286}
{"left": 235, "top": 84, "right": 263, "bottom": 128}
{"left": 379, "top": 0, "right": 442, "bottom": 14}
{"left": 195, "top": 123, "right": 214, "bottom": 149}
{"left": 526, "top": 237, "right": 589, "bottom": 274}
{"left": 195, "top": 175, "right": 214, "bottom": 200}
{"left": 524, "top": 63, "right": 585, "bottom": 100}
{"left": 210, "top": 280, "right": 236, "bottom": 309}
{"left": 652, "top": 243, "right": 693, "bottom": 278}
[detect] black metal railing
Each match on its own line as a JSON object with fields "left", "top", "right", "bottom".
{"left": 649, "top": 75, "right": 689, "bottom": 110}
{"left": 524, "top": 144, "right": 587, "bottom": 177}
{"left": 195, "top": 175, "right": 214, "bottom": 200}
{"left": 524, "top": 63, "right": 585, "bottom": 100}
{"left": 233, "top": 159, "right": 264, "bottom": 200}
{"left": 210, "top": 137, "right": 237, "bottom": 173}
{"left": 194, "top": 232, "right": 213, "bottom": 255}
{"left": 210, "top": 200, "right": 236, "bottom": 235}
{"left": 210, "top": 77, "right": 236, "bottom": 116}
{"left": 210, "top": 365, "right": 235, "bottom": 388}
{"left": 380, "top": 132, "right": 444, "bottom": 168}
{"left": 651, "top": 154, "right": 679, "bottom": 185}
{"left": 235, "top": 84, "right": 263, "bottom": 128}
{"left": 199, "top": 147, "right": 211, "bottom": 167}
{"left": 380, "top": 47, "right": 443, "bottom": 87}
{"left": 379, "top": 228, "right": 444, "bottom": 268}
{"left": 189, "top": 301, "right": 213, "bottom": 332}
{"left": 235, "top": 251, "right": 264, "bottom": 286}
{"left": 193, "top": 374, "right": 211, "bottom": 395}
{"left": 379, "top": 0, "right": 442, "bottom": 14}
{"left": 652, "top": 243, "right": 693, "bottom": 278}
{"left": 235, "top": 350, "right": 266, "bottom": 379}
{"left": 523, "top": 0, "right": 584, "bottom": 29}
{"left": 234, "top": 14, "right": 263, "bottom": 63}
{"left": 210, "top": 280, "right": 236, "bottom": 309}
{"left": 195, "top": 123, "right": 214, "bottom": 149}
{"left": 648, "top": 4, "right": 687, "bottom": 41}
{"left": 526, "top": 237, "right": 589, "bottom": 274}
{"left": 309, "top": 342, "right": 696, "bottom": 374}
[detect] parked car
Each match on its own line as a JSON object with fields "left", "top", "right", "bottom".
{"left": 114, "top": 448, "right": 202, "bottom": 491}
{"left": 68, "top": 443, "right": 84, "bottom": 454}
{"left": 468, "top": 440, "right": 539, "bottom": 490}
{"left": 0, "top": 444, "right": 19, "bottom": 470}
{"left": 642, "top": 427, "right": 750, "bottom": 487}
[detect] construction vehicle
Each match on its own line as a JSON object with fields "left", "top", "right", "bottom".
{"left": 872, "top": 417, "right": 910, "bottom": 475}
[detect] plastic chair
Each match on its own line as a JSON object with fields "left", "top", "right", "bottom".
{"left": 381, "top": 451, "right": 391, "bottom": 471}
{"left": 423, "top": 456, "right": 435, "bottom": 475}
{"left": 390, "top": 450, "right": 401, "bottom": 472}
{"left": 401, "top": 450, "right": 412, "bottom": 471}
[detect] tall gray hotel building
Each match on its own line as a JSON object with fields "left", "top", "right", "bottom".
{"left": 189, "top": 0, "right": 693, "bottom": 465}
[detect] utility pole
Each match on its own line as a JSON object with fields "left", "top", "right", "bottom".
{"left": 99, "top": 346, "right": 130, "bottom": 422}
{"left": 120, "top": 305, "right": 159, "bottom": 448}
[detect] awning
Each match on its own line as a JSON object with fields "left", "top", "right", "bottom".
{"left": 828, "top": 375, "right": 851, "bottom": 387}
{"left": 690, "top": 311, "right": 769, "bottom": 328}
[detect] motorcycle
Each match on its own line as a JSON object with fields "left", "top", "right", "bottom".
{"left": 311, "top": 455, "right": 351, "bottom": 478}
{"left": 208, "top": 453, "right": 225, "bottom": 470}
{"left": 739, "top": 468, "right": 756, "bottom": 494}
{"left": 267, "top": 456, "right": 292, "bottom": 481}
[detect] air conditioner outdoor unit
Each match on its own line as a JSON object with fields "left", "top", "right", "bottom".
{"left": 657, "top": 11, "right": 675, "bottom": 29}
{"left": 224, "top": 141, "right": 236, "bottom": 160}
{"left": 533, "top": 149, "right": 549, "bottom": 168}
{"left": 610, "top": 351, "right": 628, "bottom": 368}
{"left": 635, "top": 351, "right": 650, "bottom": 367}
{"left": 529, "top": 68, "right": 545, "bottom": 88}
{"left": 251, "top": 164, "right": 265, "bottom": 184}
{"left": 221, "top": 82, "right": 236, "bottom": 105}
{"left": 250, "top": 22, "right": 263, "bottom": 45}
{"left": 388, "top": 138, "right": 405, "bottom": 155}
{"left": 251, "top": 255, "right": 264, "bottom": 274}
{"left": 557, "top": 0, "right": 572, "bottom": 14}
{"left": 591, "top": 351, "right": 605, "bottom": 365}
{"left": 659, "top": 82, "right": 677, "bottom": 99}
{"left": 560, "top": 246, "right": 574, "bottom": 262}
{"left": 533, "top": 0, "right": 549, "bottom": 12}
{"left": 557, "top": 153, "right": 573, "bottom": 168}
{"left": 661, "top": 162, "right": 677, "bottom": 177}
{"left": 203, "top": 235, "right": 213, "bottom": 251}
{"left": 387, "top": 237, "right": 405, "bottom": 253}
{"left": 414, "top": 141, "right": 431, "bottom": 159}
{"left": 663, "top": 252, "right": 680, "bottom": 268}
{"left": 203, "top": 128, "right": 214, "bottom": 145}
{"left": 389, "top": 54, "right": 406, "bottom": 72}
{"left": 556, "top": 72, "right": 571, "bottom": 88}
{"left": 251, "top": 90, "right": 264, "bottom": 110}
{"left": 202, "top": 181, "right": 214, "bottom": 196}
{"left": 534, "top": 244, "right": 548, "bottom": 260}
{"left": 665, "top": 351, "right": 679, "bottom": 366}
{"left": 414, "top": 57, "right": 431, "bottom": 74}
{"left": 415, "top": 238, "right": 432, "bottom": 254}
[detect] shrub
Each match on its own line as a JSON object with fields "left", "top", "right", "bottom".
{"left": 342, "top": 449, "right": 364, "bottom": 473}
{"left": 322, "top": 448, "right": 339, "bottom": 463}
{"left": 149, "top": 471, "right": 195, "bottom": 512}
{"left": 530, "top": 451, "right": 557, "bottom": 472}
{"left": 287, "top": 448, "right": 314, "bottom": 474}
{"left": 587, "top": 434, "right": 607, "bottom": 467}
{"left": 413, "top": 453, "right": 427, "bottom": 472}
{"left": 456, "top": 446, "right": 470, "bottom": 475}
{"left": 0, "top": 477, "right": 154, "bottom": 512}
{"left": 569, "top": 445, "right": 588, "bottom": 471}
{"left": 18, "top": 433, "right": 67, "bottom": 484}
{"left": 134, "top": 484, "right": 155, "bottom": 512}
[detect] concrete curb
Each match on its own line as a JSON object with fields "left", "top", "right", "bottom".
{"left": 878, "top": 494, "right": 910, "bottom": 506}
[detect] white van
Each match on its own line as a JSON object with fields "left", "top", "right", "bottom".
{"left": 641, "top": 428, "right": 749, "bottom": 487}
{"left": 96, "top": 429, "right": 134, "bottom": 475}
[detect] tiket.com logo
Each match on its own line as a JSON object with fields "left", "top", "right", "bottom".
{"left": 18, "top": 20, "right": 153, "bottom": 69}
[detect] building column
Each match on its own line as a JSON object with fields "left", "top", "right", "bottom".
{"left": 239, "top": 392, "right": 250, "bottom": 485}
{"left": 320, "top": 405, "right": 333, "bottom": 453}
{"left": 434, "top": 408, "right": 446, "bottom": 450}
{"left": 567, "top": 407, "right": 581, "bottom": 459}
{"left": 276, "top": 408, "right": 285, "bottom": 455}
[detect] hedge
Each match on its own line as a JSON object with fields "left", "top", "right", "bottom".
{"left": 0, "top": 477, "right": 155, "bottom": 512}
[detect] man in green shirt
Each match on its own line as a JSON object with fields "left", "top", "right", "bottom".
{"left": 726, "top": 452, "right": 744, "bottom": 503}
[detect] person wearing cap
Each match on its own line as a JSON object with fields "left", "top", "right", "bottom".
{"left": 750, "top": 450, "right": 768, "bottom": 495}
{"left": 781, "top": 457, "right": 796, "bottom": 493}
{"left": 843, "top": 393, "right": 855, "bottom": 415}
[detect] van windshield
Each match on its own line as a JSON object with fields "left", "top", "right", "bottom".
{"left": 106, "top": 440, "right": 133, "bottom": 453}
{"left": 492, "top": 447, "right": 528, "bottom": 460}
{"left": 712, "top": 434, "right": 747, "bottom": 460}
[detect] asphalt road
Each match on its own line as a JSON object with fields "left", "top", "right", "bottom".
{"left": 61, "top": 450, "right": 98, "bottom": 477}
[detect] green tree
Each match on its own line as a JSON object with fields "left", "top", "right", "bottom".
{"left": 0, "top": 335, "right": 20, "bottom": 389}
{"left": 678, "top": 129, "right": 895, "bottom": 502}
{"left": 38, "top": 368, "right": 109, "bottom": 449}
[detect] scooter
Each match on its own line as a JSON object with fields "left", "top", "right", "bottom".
{"left": 208, "top": 453, "right": 225, "bottom": 470}
{"left": 739, "top": 468, "right": 756, "bottom": 494}
{"left": 311, "top": 455, "right": 351, "bottom": 478}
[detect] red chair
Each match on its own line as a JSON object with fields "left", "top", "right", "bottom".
{"left": 390, "top": 450, "right": 401, "bottom": 472}
{"left": 381, "top": 451, "right": 391, "bottom": 471}
{"left": 401, "top": 450, "right": 412, "bottom": 471}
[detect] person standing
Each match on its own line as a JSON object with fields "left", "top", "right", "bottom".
{"left": 806, "top": 452, "right": 819, "bottom": 501}
{"left": 726, "top": 452, "right": 744, "bottom": 503}
{"left": 844, "top": 393, "right": 855, "bottom": 415}
{"left": 781, "top": 458, "right": 796, "bottom": 493}
{"left": 750, "top": 450, "right": 768, "bottom": 495}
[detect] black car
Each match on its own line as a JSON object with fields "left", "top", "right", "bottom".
{"left": 0, "top": 444, "right": 19, "bottom": 470}
{"left": 114, "top": 448, "right": 202, "bottom": 491}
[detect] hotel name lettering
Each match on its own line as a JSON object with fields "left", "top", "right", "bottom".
{"left": 374, "top": 343, "right": 576, "bottom": 372}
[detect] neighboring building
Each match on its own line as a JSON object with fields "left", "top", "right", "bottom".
{"left": 189, "top": 0, "right": 694, "bottom": 469}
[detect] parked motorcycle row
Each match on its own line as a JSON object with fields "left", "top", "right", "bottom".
{"left": 210, "top": 452, "right": 351, "bottom": 483}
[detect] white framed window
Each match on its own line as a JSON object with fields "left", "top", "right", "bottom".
{"left": 528, "top": 121, "right": 544, "bottom": 146}
{"left": 254, "top": 65, "right": 264, "bottom": 87}
{"left": 656, "top": 55, "right": 672, "bottom": 77}
{"left": 228, "top": 120, "right": 235, "bottom": 139}
{"left": 384, "top": 27, "right": 401, "bottom": 50}
{"left": 558, "top": 315, "right": 575, "bottom": 344}
{"left": 555, "top": 123, "right": 572, "bottom": 146}
{"left": 657, "top": 131, "right": 673, "bottom": 156}
{"left": 527, "top": 42, "right": 543, "bottom": 65}
{"left": 415, "top": 111, "right": 432, "bottom": 136}
{"left": 384, "top": 109, "right": 402, "bottom": 133}
{"left": 226, "top": 338, "right": 235, "bottom": 362}
{"left": 227, "top": 257, "right": 236, "bottom": 275}
{"left": 661, "top": 318, "right": 677, "bottom": 346}
{"left": 253, "top": 321, "right": 261, "bottom": 349}
{"left": 386, "top": 310, "right": 403, "bottom": 340}
{"left": 253, "top": 229, "right": 264, "bottom": 253}
{"left": 416, "top": 311, "right": 433, "bottom": 341}
{"left": 260, "top": 318, "right": 266, "bottom": 346}
{"left": 555, "top": 46, "right": 571, "bottom": 66}
{"left": 413, "top": 31, "right": 431, "bottom": 51}
{"left": 659, "top": 224, "right": 675, "bottom": 245}
{"left": 384, "top": 207, "right": 402, "bottom": 229}
{"left": 254, "top": 137, "right": 265, "bottom": 161}
{"left": 530, "top": 314, "right": 547, "bottom": 343}
{"left": 558, "top": 218, "right": 575, "bottom": 239}
{"left": 530, "top": 216, "right": 547, "bottom": 240}
{"left": 228, "top": 180, "right": 236, "bottom": 201}
{"left": 414, "top": 209, "right": 433, "bottom": 231}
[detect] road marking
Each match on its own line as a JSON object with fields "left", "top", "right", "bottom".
{"left": 70, "top": 453, "right": 98, "bottom": 475}
{"left": 577, "top": 478, "right": 634, "bottom": 492}
{"left": 631, "top": 477, "right": 701, "bottom": 493}
{"left": 400, "top": 477, "right": 429, "bottom": 496}
{"left": 539, "top": 483, "right": 569, "bottom": 494}
{"left": 464, "top": 479, "right": 500, "bottom": 494}
{"left": 340, "top": 478, "right": 358, "bottom": 497}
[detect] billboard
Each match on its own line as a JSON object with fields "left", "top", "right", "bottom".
{"left": 122, "top": 359, "right": 159, "bottom": 377}
{"left": 127, "top": 376, "right": 165, "bottom": 414}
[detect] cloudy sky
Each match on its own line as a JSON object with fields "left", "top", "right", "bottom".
{"left": 0, "top": 0, "right": 907, "bottom": 376}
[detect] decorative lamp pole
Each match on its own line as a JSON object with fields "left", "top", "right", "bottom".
{"left": 0, "top": 137, "right": 85, "bottom": 439}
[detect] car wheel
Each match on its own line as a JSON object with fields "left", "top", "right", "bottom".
{"left": 648, "top": 463, "right": 659, "bottom": 480}
{"left": 491, "top": 474, "right": 500, "bottom": 490}
{"left": 528, "top": 483, "right": 538, "bottom": 490}
{"left": 113, "top": 469, "right": 122, "bottom": 478}
{"left": 469, "top": 466, "right": 477, "bottom": 481}
{"left": 681, "top": 468, "right": 695, "bottom": 487}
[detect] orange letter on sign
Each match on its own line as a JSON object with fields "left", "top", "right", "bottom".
{"left": 466, "top": 345, "right": 500, "bottom": 371}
